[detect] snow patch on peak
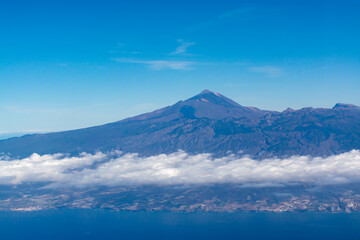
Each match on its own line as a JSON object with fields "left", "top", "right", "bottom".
{"left": 213, "top": 91, "right": 221, "bottom": 97}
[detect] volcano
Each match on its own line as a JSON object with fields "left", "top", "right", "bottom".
{"left": 1, "top": 90, "right": 360, "bottom": 158}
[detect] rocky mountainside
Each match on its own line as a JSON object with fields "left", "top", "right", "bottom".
{"left": 1, "top": 90, "right": 360, "bottom": 158}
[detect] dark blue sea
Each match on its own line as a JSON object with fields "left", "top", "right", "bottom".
{"left": 1, "top": 209, "right": 360, "bottom": 240}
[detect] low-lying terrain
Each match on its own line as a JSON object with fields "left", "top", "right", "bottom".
{"left": 2, "top": 184, "right": 360, "bottom": 213}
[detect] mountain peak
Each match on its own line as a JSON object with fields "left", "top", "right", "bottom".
{"left": 333, "top": 103, "right": 360, "bottom": 110}
{"left": 199, "top": 89, "right": 222, "bottom": 96}
{"left": 126, "top": 89, "right": 268, "bottom": 122}
{"left": 188, "top": 90, "right": 240, "bottom": 108}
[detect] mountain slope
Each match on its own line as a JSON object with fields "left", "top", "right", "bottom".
{"left": 1, "top": 90, "right": 360, "bottom": 158}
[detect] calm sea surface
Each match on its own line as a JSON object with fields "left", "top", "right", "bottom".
{"left": 1, "top": 209, "right": 360, "bottom": 239}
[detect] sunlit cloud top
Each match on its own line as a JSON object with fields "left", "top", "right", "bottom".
{"left": 1, "top": 150, "right": 360, "bottom": 188}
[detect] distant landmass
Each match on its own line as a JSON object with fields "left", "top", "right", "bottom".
{"left": 1, "top": 90, "right": 360, "bottom": 213}
{"left": 1, "top": 89, "right": 360, "bottom": 158}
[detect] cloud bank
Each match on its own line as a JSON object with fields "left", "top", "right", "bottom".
{"left": 1, "top": 150, "right": 360, "bottom": 187}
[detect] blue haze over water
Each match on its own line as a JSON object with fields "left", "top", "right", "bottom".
{"left": 1, "top": 210, "right": 360, "bottom": 240}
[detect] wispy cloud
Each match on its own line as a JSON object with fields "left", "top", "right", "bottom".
{"left": 170, "top": 39, "right": 196, "bottom": 55}
{"left": 0, "top": 130, "right": 45, "bottom": 135}
{"left": 217, "top": 7, "right": 252, "bottom": 20}
{"left": 0, "top": 103, "right": 106, "bottom": 115}
{"left": 189, "top": 7, "right": 253, "bottom": 31}
{"left": 248, "top": 66, "right": 282, "bottom": 77}
{"left": 112, "top": 58, "right": 196, "bottom": 70}
{"left": 2, "top": 150, "right": 360, "bottom": 187}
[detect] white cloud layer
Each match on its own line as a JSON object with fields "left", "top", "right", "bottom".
{"left": 1, "top": 150, "right": 360, "bottom": 187}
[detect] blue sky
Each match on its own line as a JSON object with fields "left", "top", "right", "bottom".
{"left": 1, "top": 0, "right": 359, "bottom": 136}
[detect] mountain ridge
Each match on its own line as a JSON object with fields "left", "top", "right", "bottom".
{"left": 1, "top": 90, "right": 360, "bottom": 159}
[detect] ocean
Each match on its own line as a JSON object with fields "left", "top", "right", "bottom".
{"left": 1, "top": 209, "right": 360, "bottom": 239}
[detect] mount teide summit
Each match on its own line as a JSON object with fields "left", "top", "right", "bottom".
{"left": 1, "top": 90, "right": 360, "bottom": 158}
{"left": 126, "top": 89, "right": 270, "bottom": 122}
